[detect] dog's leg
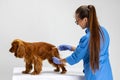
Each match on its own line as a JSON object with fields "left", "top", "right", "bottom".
{"left": 50, "top": 48, "right": 61, "bottom": 72}
{"left": 22, "top": 62, "right": 32, "bottom": 74}
{"left": 59, "top": 64, "right": 67, "bottom": 74}
{"left": 48, "top": 58, "right": 60, "bottom": 72}
{"left": 31, "top": 58, "right": 42, "bottom": 75}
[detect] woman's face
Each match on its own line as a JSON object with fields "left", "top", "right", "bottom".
{"left": 75, "top": 14, "right": 88, "bottom": 29}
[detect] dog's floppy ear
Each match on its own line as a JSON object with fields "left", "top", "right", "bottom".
{"left": 52, "top": 47, "right": 60, "bottom": 58}
{"left": 16, "top": 39, "right": 26, "bottom": 58}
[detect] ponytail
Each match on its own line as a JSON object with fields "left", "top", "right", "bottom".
{"left": 88, "top": 5, "right": 102, "bottom": 73}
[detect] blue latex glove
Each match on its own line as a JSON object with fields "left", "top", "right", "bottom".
{"left": 52, "top": 57, "right": 62, "bottom": 64}
{"left": 58, "top": 44, "right": 72, "bottom": 51}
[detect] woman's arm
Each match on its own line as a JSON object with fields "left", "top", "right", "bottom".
{"left": 58, "top": 45, "right": 76, "bottom": 51}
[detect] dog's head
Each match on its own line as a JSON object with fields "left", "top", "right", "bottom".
{"left": 9, "top": 39, "right": 26, "bottom": 58}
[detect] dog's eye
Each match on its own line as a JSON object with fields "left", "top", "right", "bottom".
{"left": 12, "top": 43, "right": 17, "bottom": 46}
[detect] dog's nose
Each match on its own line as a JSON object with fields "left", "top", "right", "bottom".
{"left": 9, "top": 48, "right": 14, "bottom": 53}
{"left": 9, "top": 48, "right": 12, "bottom": 52}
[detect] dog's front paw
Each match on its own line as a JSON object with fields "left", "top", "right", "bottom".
{"left": 61, "top": 70, "right": 67, "bottom": 74}
{"left": 54, "top": 68, "right": 60, "bottom": 72}
{"left": 22, "top": 71, "right": 29, "bottom": 74}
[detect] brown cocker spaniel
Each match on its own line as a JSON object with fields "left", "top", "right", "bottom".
{"left": 9, "top": 39, "right": 67, "bottom": 75}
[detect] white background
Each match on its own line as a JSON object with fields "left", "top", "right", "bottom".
{"left": 0, "top": 0, "right": 120, "bottom": 80}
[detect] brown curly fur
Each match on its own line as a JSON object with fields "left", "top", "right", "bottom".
{"left": 9, "top": 39, "right": 67, "bottom": 75}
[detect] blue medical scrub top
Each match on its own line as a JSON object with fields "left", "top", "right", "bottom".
{"left": 66, "top": 26, "right": 113, "bottom": 80}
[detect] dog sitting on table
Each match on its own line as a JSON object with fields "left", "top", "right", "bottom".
{"left": 9, "top": 39, "right": 67, "bottom": 75}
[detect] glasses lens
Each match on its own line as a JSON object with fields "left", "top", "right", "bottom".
{"left": 75, "top": 20, "right": 78, "bottom": 25}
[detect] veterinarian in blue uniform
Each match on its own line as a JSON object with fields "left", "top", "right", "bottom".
{"left": 53, "top": 5, "right": 113, "bottom": 80}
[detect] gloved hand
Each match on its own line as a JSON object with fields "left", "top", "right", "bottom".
{"left": 58, "top": 44, "right": 72, "bottom": 51}
{"left": 52, "top": 57, "right": 62, "bottom": 64}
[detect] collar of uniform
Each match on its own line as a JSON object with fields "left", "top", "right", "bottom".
{"left": 85, "top": 28, "right": 89, "bottom": 33}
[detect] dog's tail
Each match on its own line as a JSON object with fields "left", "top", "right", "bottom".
{"left": 52, "top": 47, "right": 66, "bottom": 66}
{"left": 52, "top": 47, "right": 61, "bottom": 58}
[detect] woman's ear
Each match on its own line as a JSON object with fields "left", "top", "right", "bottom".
{"left": 83, "top": 17, "right": 88, "bottom": 23}
{"left": 82, "top": 17, "right": 88, "bottom": 28}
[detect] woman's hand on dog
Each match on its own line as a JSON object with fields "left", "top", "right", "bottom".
{"left": 52, "top": 57, "right": 66, "bottom": 64}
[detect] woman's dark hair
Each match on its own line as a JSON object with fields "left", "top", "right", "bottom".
{"left": 75, "top": 5, "right": 104, "bottom": 73}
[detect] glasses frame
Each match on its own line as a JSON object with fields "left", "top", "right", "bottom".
{"left": 75, "top": 18, "right": 80, "bottom": 25}
{"left": 75, "top": 20, "right": 78, "bottom": 25}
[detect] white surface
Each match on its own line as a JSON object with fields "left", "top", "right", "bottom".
{"left": 12, "top": 67, "right": 84, "bottom": 80}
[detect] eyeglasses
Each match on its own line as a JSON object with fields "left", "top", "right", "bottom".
{"left": 75, "top": 20, "right": 79, "bottom": 25}
{"left": 75, "top": 19, "right": 79, "bottom": 25}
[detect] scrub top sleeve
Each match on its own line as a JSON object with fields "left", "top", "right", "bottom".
{"left": 66, "top": 36, "right": 89, "bottom": 65}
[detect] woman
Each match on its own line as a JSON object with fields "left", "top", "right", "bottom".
{"left": 53, "top": 5, "right": 113, "bottom": 80}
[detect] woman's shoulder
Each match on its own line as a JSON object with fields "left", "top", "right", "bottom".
{"left": 100, "top": 26, "right": 108, "bottom": 32}
{"left": 100, "top": 26, "right": 110, "bottom": 43}
{"left": 78, "top": 35, "right": 89, "bottom": 48}
{"left": 100, "top": 26, "right": 109, "bottom": 35}
{"left": 80, "top": 34, "right": 90, "bottom": 44}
